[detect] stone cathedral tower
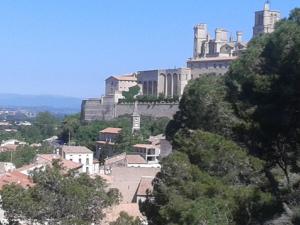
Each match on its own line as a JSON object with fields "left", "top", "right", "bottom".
{"left": 253, "top": 1, "right": 281, "bottom": 37}
{"left": 193, "top": 23, "right": 209, "bottom": 58}
{"left": 132, "top": 101, "right": 140, "bottom": 134}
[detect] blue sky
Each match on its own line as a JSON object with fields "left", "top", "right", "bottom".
{"left": 0, "top": 0, "right": 298, "bottom": 98}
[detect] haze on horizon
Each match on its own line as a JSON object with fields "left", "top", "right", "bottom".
{"left": 0, "top": 0, "right": 297, "bottom": 98}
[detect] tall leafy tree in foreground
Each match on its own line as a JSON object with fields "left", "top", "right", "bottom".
{"left": 110, "top": 212, "right": 142, "bottom": 225}
{"left": 141, "top": 130, "right": 279, "bottom": 225}
{"left": 226, "top": 8, "right": 300, "bottom": 188}
{"left": 144, "top": 8, "right": 300, "bottom": 225}
{"left": 166, "top": 75, "right": 238, "bottom": 141}
{"left": 122, "top": 85, "right": 141, "bottom": 102}
{"left": 1, "top": 162, "right": 120, "bottom": 225}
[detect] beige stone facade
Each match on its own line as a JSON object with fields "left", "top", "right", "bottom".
{"left": 137, "top": 68, "right": 191, "bottom": 97}
{"left": 188, "top": 2, "right": 280, "bottom": 78}
{"left": 105, "top": 74, "right": 137, "bottom": 103}
{"left": 253, "top": 2, "right": 281, "bottom": 37}
{"left": 101, "top": 3, "right": 280, "bottom": 101}
{"left": 187, "top": 24, "right": 247, "bottom": 77}
{"left": 81, "top": 2, "right": 282, "bottom": 121}
{"left": 95, "top": 127, "right": 122, "bottom": 159}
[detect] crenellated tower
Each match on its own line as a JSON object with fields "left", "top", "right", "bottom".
{"left": 253, "top": 1, "right": 281, "bottom": 37}
{"left": 193, "top": 24, "right": 209, "bottom": 59}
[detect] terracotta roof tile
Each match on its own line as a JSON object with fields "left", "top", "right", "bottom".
{"left": 106, "top": 74, "right": 137, "bottom": 82}
{"left": 136, "top": 177, "right": 154, "bottom": 196}
{"left": 126, "top": 155, "right": 147, "bottom": 164}
{"left": 114, "top": 76, "right": 137, "bottom": 81}
{"left": 0, "top": 171, "right": 34, "bottom": 190}
{"left": 36, "top": 154, "right": 82, "bottom": 170}
{"left": 17, "top": 154, "right": 82, "bottom": 174}
{"left": 62, "top": 146, "right": 93, "bottom": 154}
{"left": 105, "top": 153, "right": 126, "bottom": 165}
{"left": 0, "top": 144, "right": 18, "bottom": 152}
{"left": 133, "top": 144, "right": 155, "bottom": 149}
{"left": 100, "top": 127, "right": 122, "bottom": 134}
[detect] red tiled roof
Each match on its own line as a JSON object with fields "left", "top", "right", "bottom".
{"left": 0, "top": 144, "right": 18, "bottom": 152}
{"left": 100, "top": 127, "right": 122, "bottom": 134}
{"left": 36, "top": 154, "right": 60, "bottom": 161}
{"left": 133, "top": 144, "right": 155, "bottom": 149}
{"left": 0, "top": 171, "right": 34, "bottom": 190}
{"left": 114, "top": 76, "right": 137, "bottom": 81}
{"left": 62, "top": 146, "right": 93, "bottom": 154}
{"left": 36, "top": 154, "right": 82, "bottom": 170}
{"left": 106, "top": 74, "right": 137, "bottom": 82}
{"left": 17, "top": 154, "right": 82, "bottom": 174}
{"left": 126, "top": 155, "right": 147, "bottom": 164}
{"left": 17, "top": 163, "right": 42, "bottom": 173}
{"left": 60, "top": 159, "right": 82, "bottom": 170}
{"left": 105, "top": 153, "right": 126, "bottom": 165}
{"left": 136, "top": 177, "right": 154, "bottom": 196}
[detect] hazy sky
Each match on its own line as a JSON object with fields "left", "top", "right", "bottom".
{"left": 0, "top": 1, "right": 298, "bottom": 98}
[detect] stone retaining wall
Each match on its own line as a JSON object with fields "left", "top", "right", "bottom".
{"left": 81, "top": 99, "right": 178, "bottom": 121}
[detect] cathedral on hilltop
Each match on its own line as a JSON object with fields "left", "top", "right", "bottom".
{"left": 253, "top": 1, "right": 281, "bottom": 37}
{"left": 81, "top": 2, "right": 281, "bottom": 121}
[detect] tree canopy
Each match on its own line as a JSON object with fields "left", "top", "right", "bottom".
{"left": 226, "top": 7, "right": 300, "bottom": 188}
{"left": 166, "top": 75, "right": 237, "bottom": 141}
{"left": 122, "top": 85, "right": 141, "bottom": 102}
{"left": 141, "top": 130, "right": 279, "bottom": 225}
{"left": 142, "top": 8, "right": 300, "bottom": 225}
{"left": 59, "top": 115, "right": 169, "bottom": 154}
{"left": 1, "top": 162, "right": 120, "bottom": 225}
{"left": 110, "top": 212, "right": 142, "bottom": 225}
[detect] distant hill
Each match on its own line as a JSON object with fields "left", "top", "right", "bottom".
{"left": 0, "top": 93, "right": 82, "bottom": 114}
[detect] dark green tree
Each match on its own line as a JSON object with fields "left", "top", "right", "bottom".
{"left": 19, "top": 112, "right": 60, "bottom": 143}
{"left": 59, "top": 113, "right": 81, "bottom": 144}
{"left": 166, "top": 75, "right": 238, "bottom": 141}
{"left": 110, "top": 212, "right": 142, "bottom": 225}
{"left": 122, "top": 85, "right": 141, "bottom": 102}
{"left": 226, "top": 8, "right": 300, "bottom": 188}
{"left": 141, "top": 130, "right": 279, "bottom": 225}
{"left": 34, "top": 112, "right": 59, "bottom": 138}
{"left": 0, "top": 145, "right": 53, "bottom": 168}
{"left": 1, "top": 162, "right": 120, "bottom": 225}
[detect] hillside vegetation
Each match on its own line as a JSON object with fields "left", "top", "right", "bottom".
{"left": 141, "top": 8, "right": 300, "bottom": 225}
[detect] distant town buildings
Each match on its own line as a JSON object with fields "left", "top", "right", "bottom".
{"left": 105, "top": 75, "right": 138, "bottom": 104}
{"left": 60, "top": 146, "right": 98, "bottom": 174}
{"left": 0, "top": 171, "right": 33, "bottom": 190}
{"left": 95, "top": 127, "right": 122, "bottom": 159}
{"left": 17, "top": 154, "right": 83, "bottom": 176}
{"left": 82, "top": 2, "right": 281, "bottom": 121}
{"left": 253, "top": 1, "right": 281, "bottom": 37}
{"left": 0, "top": 139, "right": 27, "bottom": 153}
{"left": 133, "top": 144, "right": 160, "bottom": 164}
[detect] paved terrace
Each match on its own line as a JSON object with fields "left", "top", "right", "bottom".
{"left": 107, "top": 167, "right": 159, "bottom": 203}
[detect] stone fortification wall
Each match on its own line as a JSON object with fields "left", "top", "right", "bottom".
{"left": 81, "top": 99, "right": 178, "bottom": 121}
{"left": 81, "top": 99, "right": 115, "bottom": 121}
{"left": 116, "top": 103, "right": 178, "bottom": 118}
